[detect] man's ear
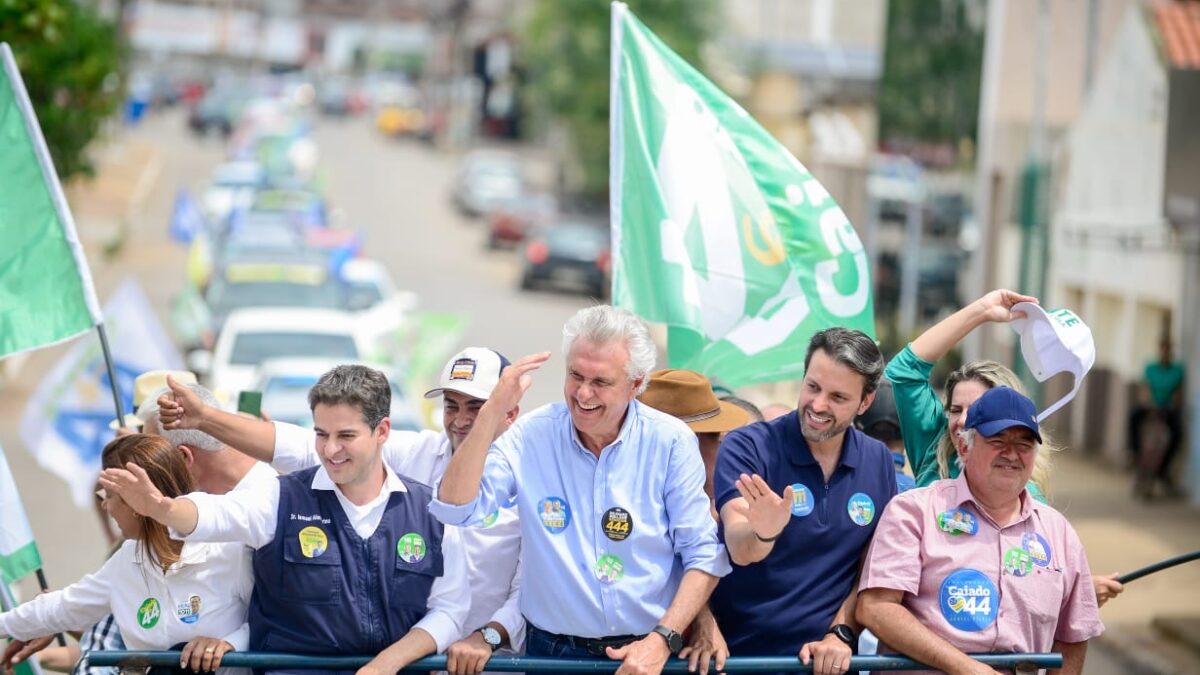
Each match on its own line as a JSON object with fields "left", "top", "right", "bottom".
{"left": 375, "top": 417, "right": 392, "bottom": 444}
{"left": 178, "top": 445, "right": 196, "bottom": 466}
{"left": 505, "top": 406, "right": 520, "bottom": 427}
{"left": 858, "top": 391, "right": 877, "bottom": 416}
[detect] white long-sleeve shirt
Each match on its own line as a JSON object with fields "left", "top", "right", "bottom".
{"left": 181, "top": 460, "right": 470, "bottom": 652}
{"left": 0, "top": 539, "right": 253, "bottom": 675}
{"left": 271, "top": 422, "right": 525, "bottom": 650}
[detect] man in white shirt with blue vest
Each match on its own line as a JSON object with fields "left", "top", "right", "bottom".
{"left": 432, "top": 305, "right": 731, "bottom": 675}
{"left": 102, "top": 365, "right": 470, "bottom": 675}
{"left": 149, "top": 350, "right": 524, "bottom": 674}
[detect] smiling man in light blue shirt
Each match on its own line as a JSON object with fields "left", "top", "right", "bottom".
{"left": 431, "top": 305, "right": 731, "bottom": 675}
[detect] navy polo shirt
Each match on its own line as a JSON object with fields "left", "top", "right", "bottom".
{"left": 710, "top": 411, "right": 897, "bottom": 656}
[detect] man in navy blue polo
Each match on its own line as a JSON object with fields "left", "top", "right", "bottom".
{"left": 711, "top": 328, "right": 897, "bottom": 675}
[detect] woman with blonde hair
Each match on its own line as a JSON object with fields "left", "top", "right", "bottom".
{"left": 886, "top": 288, "right": 1123, "bottom": 604}
{"left": 0, "top": 434, "right": 252, "bottom": 674}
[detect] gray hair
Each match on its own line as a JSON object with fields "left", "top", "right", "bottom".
{"left": 143, "top": 385, "right": 225, "bottom": 452}
{"left": 307, "top": 364, "right": 391, "bottom": 429}
{"left": 803, "top": 327, "right": 884, "bottom": 396}
{"left": 561, "top": 305, "right": 656, "bottom": 394}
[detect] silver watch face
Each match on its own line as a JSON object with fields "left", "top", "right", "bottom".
{"left": 481, "top": 626, "right": 502, "bottom": 647}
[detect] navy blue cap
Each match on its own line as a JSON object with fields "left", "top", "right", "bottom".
{"left": 964, "top": 386, "right": 1042, "bottom": 443}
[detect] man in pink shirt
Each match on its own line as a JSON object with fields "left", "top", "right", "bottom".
{"left": 857, "top": 387, "right": 1103, "bottom": 674}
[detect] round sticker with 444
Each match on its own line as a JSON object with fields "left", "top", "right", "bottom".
{"left": 602, "top": 507, "right": 633, "bottom": 541}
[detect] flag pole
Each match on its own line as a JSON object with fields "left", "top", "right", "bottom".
{"left": 96, "top": 323, "right": 127, "bottom": 428}
{"left": 32, "top": 569, "right": 67, "bottom": 647}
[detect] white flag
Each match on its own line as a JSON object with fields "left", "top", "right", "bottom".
{"left": 19, "top": 279, "right": 183, "bottom": 508}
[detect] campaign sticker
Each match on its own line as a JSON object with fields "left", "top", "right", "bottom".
{"left": 790, "top": 483, "right": 815, "bottom": 517}
{"left": 594, "top": 554, "right": 625, "bottom": 584}
{"left": 175, "top": 595, "right": 202, "bottom": 624}
{"left": 397, "top": 533, "right": 427, "bottom": 563}
{"left": 298, "top": 526, "right": 329, "bottom": 558}
{"left": 538, "top": 496, "right": 571, "bottom": 533}
{"left": 1022, "top": 532, "right": 1052, "bottom": 568}
{"left": 939, "top": 569, "right": 998, "bottom": 632}
{"left": 847, "top": 493, "right": 876, "bottom": 526}
{"left": 1003, "top": 547, "right": 1034, "bottom": 577}
{"left": 936, "top": 508, "right": 979, "bottom": 536}
{"left": 449, "top": 358, "right": 477, "bottom": 381}
{"left": 602, "top": 507, "right": 634, "bottom": 541}
{"left": 136, "top": 597, "right": 161, "bottom": 629}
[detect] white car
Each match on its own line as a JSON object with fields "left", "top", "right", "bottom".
{"left": 199, "top": 308, "right": 370, "bottom": 401}
{"left": 252, "top": 357, "right": 422, "bottom": 431}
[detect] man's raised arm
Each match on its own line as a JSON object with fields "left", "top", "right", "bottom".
{"left": 157, "top": 375, "right": 278, "bottom": 462}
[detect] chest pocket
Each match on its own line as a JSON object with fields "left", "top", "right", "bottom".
{"left": 281, "top": 531, "right": 343, "bottom": 605}
{"left": 1023, "top": 568, "right": 1066, "bottom": 629}
{"left": 389, "top": 542, "right": 444, "bottom": 609}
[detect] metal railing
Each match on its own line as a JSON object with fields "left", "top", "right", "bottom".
{"left": 89, "top": 650, "right": 1062, "bottom": 672}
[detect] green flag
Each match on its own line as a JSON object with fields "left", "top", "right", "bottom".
{"left": 0, "top": 442, "right": 41, "bottom": 586}
{"left": 0, "top": 43, "right": 102, "bottom": 358}
{"left": 609, "top": 4, "right": 874, "bottom": 387}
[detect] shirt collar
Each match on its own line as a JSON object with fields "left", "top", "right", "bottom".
{"left": 948, "top": 471, "right": 1035, "bottom": 525}
{"left": 782, "top": 411, "right": 862, "bottom": 469}
{"left": 310, "top": 461, "right": 408, "bottom": 495}
{"left": 568, "top": 399, "right": 638, "bottom": 455}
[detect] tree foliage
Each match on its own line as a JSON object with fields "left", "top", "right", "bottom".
{"left": 0, "top": 0, "right": 125, "bottom": 180}
{"left": 521, "top": 0, "right": 713, "bottom": 199}
{"left": 877, "top": 0, "right": 984, "bottom": 159}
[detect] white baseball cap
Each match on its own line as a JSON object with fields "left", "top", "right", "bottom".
{"left": 423, "top": 347, "right": 510, "bottom": 401}
{"left": 1008, "top": 302, "right": 1096, "bottom": 422}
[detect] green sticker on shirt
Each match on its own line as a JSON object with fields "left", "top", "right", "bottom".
{"left": 595, "top": 554, "right": 625, "bottom": 584}
{"left": 137, "top": 597, "right": 161, "bottom": 628}
{"left": 398, "top": 532, "right": 427, "bottom": 563}
{"left": 1003, "top": 547, "right": 1034, "bottom": 577}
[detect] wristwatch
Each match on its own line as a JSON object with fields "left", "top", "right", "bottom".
{"left": 651, "top": 624, "right": 684, "bottom": 654}
{"left": 826, "top": 624, "right": 856, "bottom": 651}
{"left": 478, "top": 626, "right": 502, "bottom": 652}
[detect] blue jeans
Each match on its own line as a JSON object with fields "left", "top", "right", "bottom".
{"left": 525, "top": 625, "right": 601, "bottom": 659}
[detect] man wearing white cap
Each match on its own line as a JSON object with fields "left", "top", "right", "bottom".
{"left": 152, "top": 349, "right": 525, "bottom": 675}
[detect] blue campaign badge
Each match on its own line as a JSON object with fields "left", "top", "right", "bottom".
{"left": 1022, "top": 532, "right": 1052, "bottom": 568}
{"left": 936, "top": 508, "right": 979, "bottom": 536}
{"left": 790, "top": 483, "right": 815, "bottom": 517}
{"left": 939, "top": 568, "right": 999, "bottom": 632}
{"left": 847, "top": 492, "right": 876, "bottom": 526}
{"left": 537, "top": 496, "right": 571, "bottom": 534}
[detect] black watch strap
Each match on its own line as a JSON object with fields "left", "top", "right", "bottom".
{"left": 826, "top": 624, "right": 856, "bottom": 649}
{"left": 651, "top": 624, "right": 684, "bottom": 654}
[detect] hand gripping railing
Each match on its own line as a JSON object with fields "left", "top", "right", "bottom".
{"left": 89, "top": 650, "right": 1062, "bottom": 672}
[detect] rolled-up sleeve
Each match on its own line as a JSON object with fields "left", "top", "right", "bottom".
{"left": 413, "top": 525, "right": 470, "bottom": 653}
{"left": 182, "top": 480, "right": 280, "bottom": 548}
{"left": 430, "top": 427, "right": 520, "bottom": 527}
{"left": 859, "top": 493, "right": 923, "bottom": 595}
{"left": 664, "top": 433, "right": 731, "bottom": 578}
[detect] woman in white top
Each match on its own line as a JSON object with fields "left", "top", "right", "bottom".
{"left": 0, "top": 434, "right": 253, "bottom": 674}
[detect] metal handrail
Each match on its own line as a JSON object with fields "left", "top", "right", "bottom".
{"left": 88, "top": 650, "right": 1063, "bottom": 672}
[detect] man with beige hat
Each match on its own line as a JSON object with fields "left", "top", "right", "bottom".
{"left": 637, "top": 369, "right": 752, "bottom": 512}
{"left": 110, "top": 370, "right": 198, "bottom": 433}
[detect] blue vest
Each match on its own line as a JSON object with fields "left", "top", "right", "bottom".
{"left": 248, "top": 467, "right": 445, "bottom": 656}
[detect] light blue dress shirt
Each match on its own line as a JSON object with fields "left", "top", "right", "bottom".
{"left": 430, "top": 400, "right": 731, "bottom": 639}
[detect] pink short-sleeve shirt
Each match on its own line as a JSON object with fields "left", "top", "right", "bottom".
{"left": 859, "top": 473, "right": 1103, "bottom": 672}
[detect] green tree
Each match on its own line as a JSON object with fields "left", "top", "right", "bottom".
{"left": 522, "top": 0, "right": 713, "bottom": 199}
{"left": 877, "top": 0, "right": 984, "bottom": 161}
{"left": 1, "top": 0, "right": 125, "bottom": 180}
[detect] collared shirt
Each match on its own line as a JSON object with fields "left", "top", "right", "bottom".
{"left": 710, "top": 412, "right": 898, "bottom": 655}
{"left": 430, "top": 400, "right": 731, "bottom": 639}
{"left": 859, "top": 473, "right": 1104, "bottom": 674}
{"left": 183, "top": 462, "right": 470, "bottom": 652}
{"left": 271, "top": 421, "right": 525, "bottom": 650}
{"left": 232, "top": 460, "right": 279, "bottom": 493}
{"left": 0, "top": 539, "right": 253, "bottom": 675}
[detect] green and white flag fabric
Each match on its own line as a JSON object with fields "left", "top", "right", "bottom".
{"left": 609, "top": 4, "right": 874, "bottom": 387}
{"left": 0, "top": 43, "right": 103, "bottom": 359}
{"left": 0, "top": 441, "right": 41, "bottom": 586}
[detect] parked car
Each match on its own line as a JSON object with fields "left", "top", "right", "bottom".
{"left": 485, "top": 191, "right": 557, "bottom": 249}
{"left": 519, "top": 221, "right": 611, "bottom": 298}
{"left": 195, "top": 308, "right": 370, "bottom": 401}
{"left": 452, "top": 151, "right": 524, "bottom": 217}
{"left": 253, "top": 358, "right": 421, "bottom": 431}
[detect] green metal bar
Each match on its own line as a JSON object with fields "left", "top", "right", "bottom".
{"left": 88, "top": 650, "right": 1063, "bottom": 672}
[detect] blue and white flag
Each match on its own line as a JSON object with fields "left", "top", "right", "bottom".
{"left": 19, "top": 279, "right": 183, "bottom": 508}
{"left": 169, "top": 188, "right": 206, "bottom": 243}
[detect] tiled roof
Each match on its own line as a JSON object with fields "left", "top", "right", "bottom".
{"left": 1155, "top": 1, "right": 1200, "bottom": 69}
